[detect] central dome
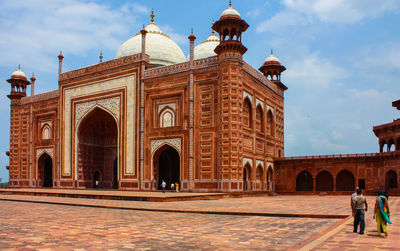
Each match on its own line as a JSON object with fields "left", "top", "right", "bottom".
{"left": 116, "top": 20, "right": 186, "bottom": 66}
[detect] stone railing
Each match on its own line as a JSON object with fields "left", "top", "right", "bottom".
{"left": 59, "top": 54, "right": 147, "bottom": 81}
{"left": 242, "top": 62, "right": 278, "bottom": 93}
{"left": 277, "top": 152, "right": 399, "bottom": 161}
{"left": 20, "top": 90, "right": 59, "bottom": 104}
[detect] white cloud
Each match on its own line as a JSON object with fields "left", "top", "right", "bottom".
{"left": 0, "top": 0, "right": 144, "bottom": 72}
{"left": 256, "top": 11, "right": 308, "bottom": 33}
{"left": 284, "top": 53, "right": 348, "bottom": 89}
{"left": 246, "top": 8, "right": 262, "bottom": 18}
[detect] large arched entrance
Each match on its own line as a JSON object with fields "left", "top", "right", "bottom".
{"left": 38, "top": 153, "right": 53, "bottom": 187}
{"left": 77, "top": 107, "right": 118, "bottom": 189}
{"left": 336, "top": 170, "right": 355, "bottom": 191}
{"left": 386, "top": 170, "right": 398, "bottom": 191}
{"left": 296, "top": 171, "right": 313, "bottom": 191}
{"left": 243, "top": 164, "right": 252, "bottom": 191}
{"left": 316, "top": 170, "right": 334, "bottom": 192}
{"left": 153, "top": 145, "right": 180, "bottom": 190}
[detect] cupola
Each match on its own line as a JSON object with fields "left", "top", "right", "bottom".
{"left": 7, "top": 66, "right": 31, "bottom": 99}
{"left": 259, "top": 50, "right": 287, "bottom": 90}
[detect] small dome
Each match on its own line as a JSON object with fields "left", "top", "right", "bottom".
{"left": 265, "top": 52, "right": 280, "bottom": 63}
{"left": 115, "top": 22, "right": 186, "bottom": 66}
{"left": 188, "top": 32, "right": 220, "bottom": 60}
{"left": 11, "top": 69, "right": 27, "bottom": 80}
{"left": 221, "top": 6, "right": 240, "bottom": 17}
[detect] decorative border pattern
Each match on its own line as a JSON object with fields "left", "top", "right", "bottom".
{"left": 158, "top": 103, "right": 176, "bottom": 113}
{"left": 243, "top": 157, "right": 253, "bottom": 168}
{"left": 243, "top": 91, "right": 253, "bottom": 104}
{"left": 256, "top": 160, "right": 264, "bottom": 169}
{"left": 266, "top": 105, "right": 274, "bottom": 114}
{"left": 75, "top": 96, "right": 120, "bottom": 127}
{"left": 37, "top": 148, "right": 54, "bottom": 159}
{"left": 40, "top": 121, "right": 53, "bottom": 129}
{"left": 266, "top": 161, "right": 274, "bottom": 170}
{"left": 255, "top": 99, "right": 264, "bottom": 110}
{"left": 151, "top": 138, "right": 182, "bottom": 154}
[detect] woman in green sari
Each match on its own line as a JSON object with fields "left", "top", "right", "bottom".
{"left": 373, "top": 190, "right": 391, "bottom": 237}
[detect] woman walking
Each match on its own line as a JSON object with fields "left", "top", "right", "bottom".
{"left": 373, "top": 190, "right": 392, "bottom": 237}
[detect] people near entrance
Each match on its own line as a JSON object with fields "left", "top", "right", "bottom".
{"left": 373, "top": 190, "right": 391, "bottom": 237}
{"left": 350, "top": 186, "right": 359, "bottom": 214}
{"left": 171, "top": 182, "right": 175, "bottom": 191}
{"left": 352, "top": 188, "right": 368, "bottom": 235}
{"left": 175, "top": 182, "right": 179, "bottom": 192}
{"left": 161, "top": 180, "right": 166, "bottom": 193}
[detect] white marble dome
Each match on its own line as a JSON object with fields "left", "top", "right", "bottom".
{"left": 115, "top": 22, "right": 186, "bottom": 66}
{"left": 265, "top": 53, "right": 280, "bottom": 63}
{"left": 188, "top": 32, "right": 220, "bottom": 60}
{"left": 221, "top": 6, "right": 240, "bottom": 17}
{"left": 11, "top": 69, "right": 27, "bottom": 79}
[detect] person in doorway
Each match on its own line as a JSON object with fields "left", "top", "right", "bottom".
{"left": 351, "top": 186, "right": 359, "bottom": 216}
{"left": 352, "top": 188, "right": 368, "bottom": 235}
{"left": 161, "top": 180, "right": 166, "bottom": 193}
{"left": 175, "top": 182, "right": 179, "bottom": 192}
{"left": 171, "top": 182, "right": 175, "bottom": 191}
{"left": 373, "top": 190, "right": 391, "bottom": 237}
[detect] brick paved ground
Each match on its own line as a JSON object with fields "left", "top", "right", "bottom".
{"left": 0, "top": 194, "right": 398, "bottom": 250}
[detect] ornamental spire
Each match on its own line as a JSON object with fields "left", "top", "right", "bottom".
{"left": 229, "top": 0, "right": 232, "bottom": 7}
{"left": 151, "top": 9, "right": 155, "bottom": 23}
{"left": 99, "top": 50, "right": 103, "bottom": 63}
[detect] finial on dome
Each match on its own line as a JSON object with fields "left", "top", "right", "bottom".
{"left": 271, "top": 49, "right": 273, "bottom": 55}
{"left": 191, "top": 27, "right": 193, "bottom": 34}
{"left": 18, "top": 64, "right": 21, "bottom": 70}
{"left": 99, "top": 50, "right": 103, "bottom": 63}
{"left": 212, "top": 20, "right": 215, "bottom": 34}
{"left": 229, "top": 0, "right": 232, "bottom": 7}
{"left": 151, "top": 9, "right": 155, "bottom": 23}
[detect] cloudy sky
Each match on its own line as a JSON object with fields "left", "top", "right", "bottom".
{"left": 0, "top": 0, "right": 399, "bottom": 182}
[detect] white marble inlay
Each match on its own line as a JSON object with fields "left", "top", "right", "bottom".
{"left": 255, "top": 99, "right": 264, "bottom": 110}
{"left": 75, "top": 96, "right": 120, "bottom": 127}
{"left": 266, "top": 105, "right": 274, "bottom": 114}
{"left": 158, "top": 103, "right": 176, "bottom": 113}
{"left": 37, "top": 148, "right": 54, "bottom": 159}
{"left": 256, "top": 160, "right": 264, "bottom": 169}
{"left": 243, "top": 90, "right": 253, "bottom": 104}
{"left": 151, "top": 138, "right": 181, "bottom": 154}
{"left": 243, "top": 157, "right": 253, "bottom": 168}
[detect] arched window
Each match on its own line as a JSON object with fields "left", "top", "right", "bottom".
{"left": 256, "top": 165, "right": 263, "bottom": 181}
{"left": 267, "top": 110, "right": 274, "bottom": 136}
{"left": 159, "top": 108, "right": 175, "bottom": 128}
{"left": 255, "top": 105, "right": 263, "bottom": 132}
{"left": 388, "top": 139, "right": 395, "bottom": 152}
{"left": 336, "top": 170, "right": 355, "bottom": 191}
{"left": 42, "top": 124, "right": 51, "bottom": 140}
{"left": 296, "top": 170, "right": 313, "bottom": 191}
{"left": 386, "top": 170, "right": 398, "bottom": 190}
{"left": 316, "top": 170, "right": 334, "bottom": 191}
{"left": 243, "top": 98, "right": 252, "bottom": 128}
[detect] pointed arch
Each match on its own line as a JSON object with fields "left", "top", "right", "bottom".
{"left": 266, "top": 166, "right": 274, "bottom": 190}
{"left": 336, "top": 169, "right": 355, "bottom": 191}
{"left": 255, "top": 104, "right": 264, "bottom": 132}
{"left": 41, "top": 124, "right": 51, "bottom": 140}
{"left": 267, "top": 110, "right": 274, "bottom": 136}
{"left": 37, "top": 153, "right": 53, "bottom": 187}
{"left": 386, "top": 170, "right": 398, "bottom": 190}
{"left": 152, "top": 144, "right": 181, "bottom": 190}
{"left": 243, "top": 97, "right": 252, "bottom": 128}
{"left": 296, "top": 170, "right": 313, "bottom": 191}
{"left": 159, "top": 107, "right": 175, "bottom": 128}
{"left": 243, "top": 163, "right": 252, "bottom": 191}
{"left": 77, "top": 107, "right": 118, "bottom": 189}
{"left": 316, "top": 170, "right": 334, "bottom": 191}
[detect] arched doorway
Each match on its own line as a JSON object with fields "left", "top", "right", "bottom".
{"left": 296, "top": 171, "right": 313, "bottom": 191}
{"left": 38, "top": 153, "right": 53, "bottom": 187}
{"left": 77, "top": 107, "right": 118, "bottom": 189}
{"left": 386, "top": 170, "right": 398, "bottom": 190}
{"left": 316, "top": 170, "right": 333, "bottom": 191}
{"left": 336, "top": 170, "right": 355, "bottom": 191}
{"left": 243, "top": 164, "right": 251, "bottom": 191}
{"left": 153, "top": 145, "right": 180, "bottom": 190}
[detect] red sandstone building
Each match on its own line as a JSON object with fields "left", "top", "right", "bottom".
{"left": 5, "top": 4, "right": 399, "bottom": 194}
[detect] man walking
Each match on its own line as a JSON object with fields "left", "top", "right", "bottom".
{"left": 161, "top": 180, "right": 166, "bottom": 193}
{"left": 352, "top": 188, "right": 368, "bottom": 234}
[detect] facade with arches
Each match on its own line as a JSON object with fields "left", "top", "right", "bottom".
{"left": 5, "top": 5, "right": 285, "bottom": 192}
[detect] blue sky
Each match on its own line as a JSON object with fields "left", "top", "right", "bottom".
{"left": 0, "top": 0, "right": 400, "bottom": 182}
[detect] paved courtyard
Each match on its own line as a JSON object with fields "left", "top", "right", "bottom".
{"left": 0, "top": 193, "right": 398, "bottom": 250}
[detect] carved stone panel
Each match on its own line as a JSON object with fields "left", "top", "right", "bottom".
{"left": 151, "top": 138, "right": 182, "bottom": 155}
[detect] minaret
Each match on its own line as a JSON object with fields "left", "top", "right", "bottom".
{"left": 30, "top": 73, "right": 36, "bottom": 96}
{"left": 7, "top": 66, "right": 31, "bottom": 101}
{"left": 212, "top": 2, "right": 249, "bottom": 192}
{"left": 259, "top": 50, "right": 287, "bottom": 90}
{"left": 188, "top": 29, "right": 196, "bottom": 190}
{"left": 58, "top": 51, "right": 64, "bottom": 78}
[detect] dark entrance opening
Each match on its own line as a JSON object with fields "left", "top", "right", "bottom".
{"left": 93, "top": 171, "right": 101, "bottom": 189}
{"left": 296, "top": 171, "right": 313, "bottom": 191}
{"left": 38, "top": 153, "right": 53, "bottom": 188}
{"left": 358, "top": 179, "right": 366, "bottom": 190}
{"left": 316, "top": 170, "right": 333, "bottom": 191}
{"left": 155, "top": 146, "right": 180, "bottom": 190}
{"left": 113, "top": 158, "right": 118, "bottom": 189}
{"left": 336, "top": 170, "right": 355, "bottom": 191}
{"left": 386, "top": 170, "right": 398, "bottom": 190}
{"left": 77, "top": 107, "right": 118, "bottom": 189}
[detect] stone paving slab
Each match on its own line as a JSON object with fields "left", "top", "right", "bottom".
{"left": 0, "top": 194, "right": 398, "bottom": 250}
{"left": 0, "top": 200, "right": 336, "bottom": 250}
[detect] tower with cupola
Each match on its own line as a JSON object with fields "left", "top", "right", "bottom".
{"left": 212, "top": 2, "right": 249, "bottom": 191}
